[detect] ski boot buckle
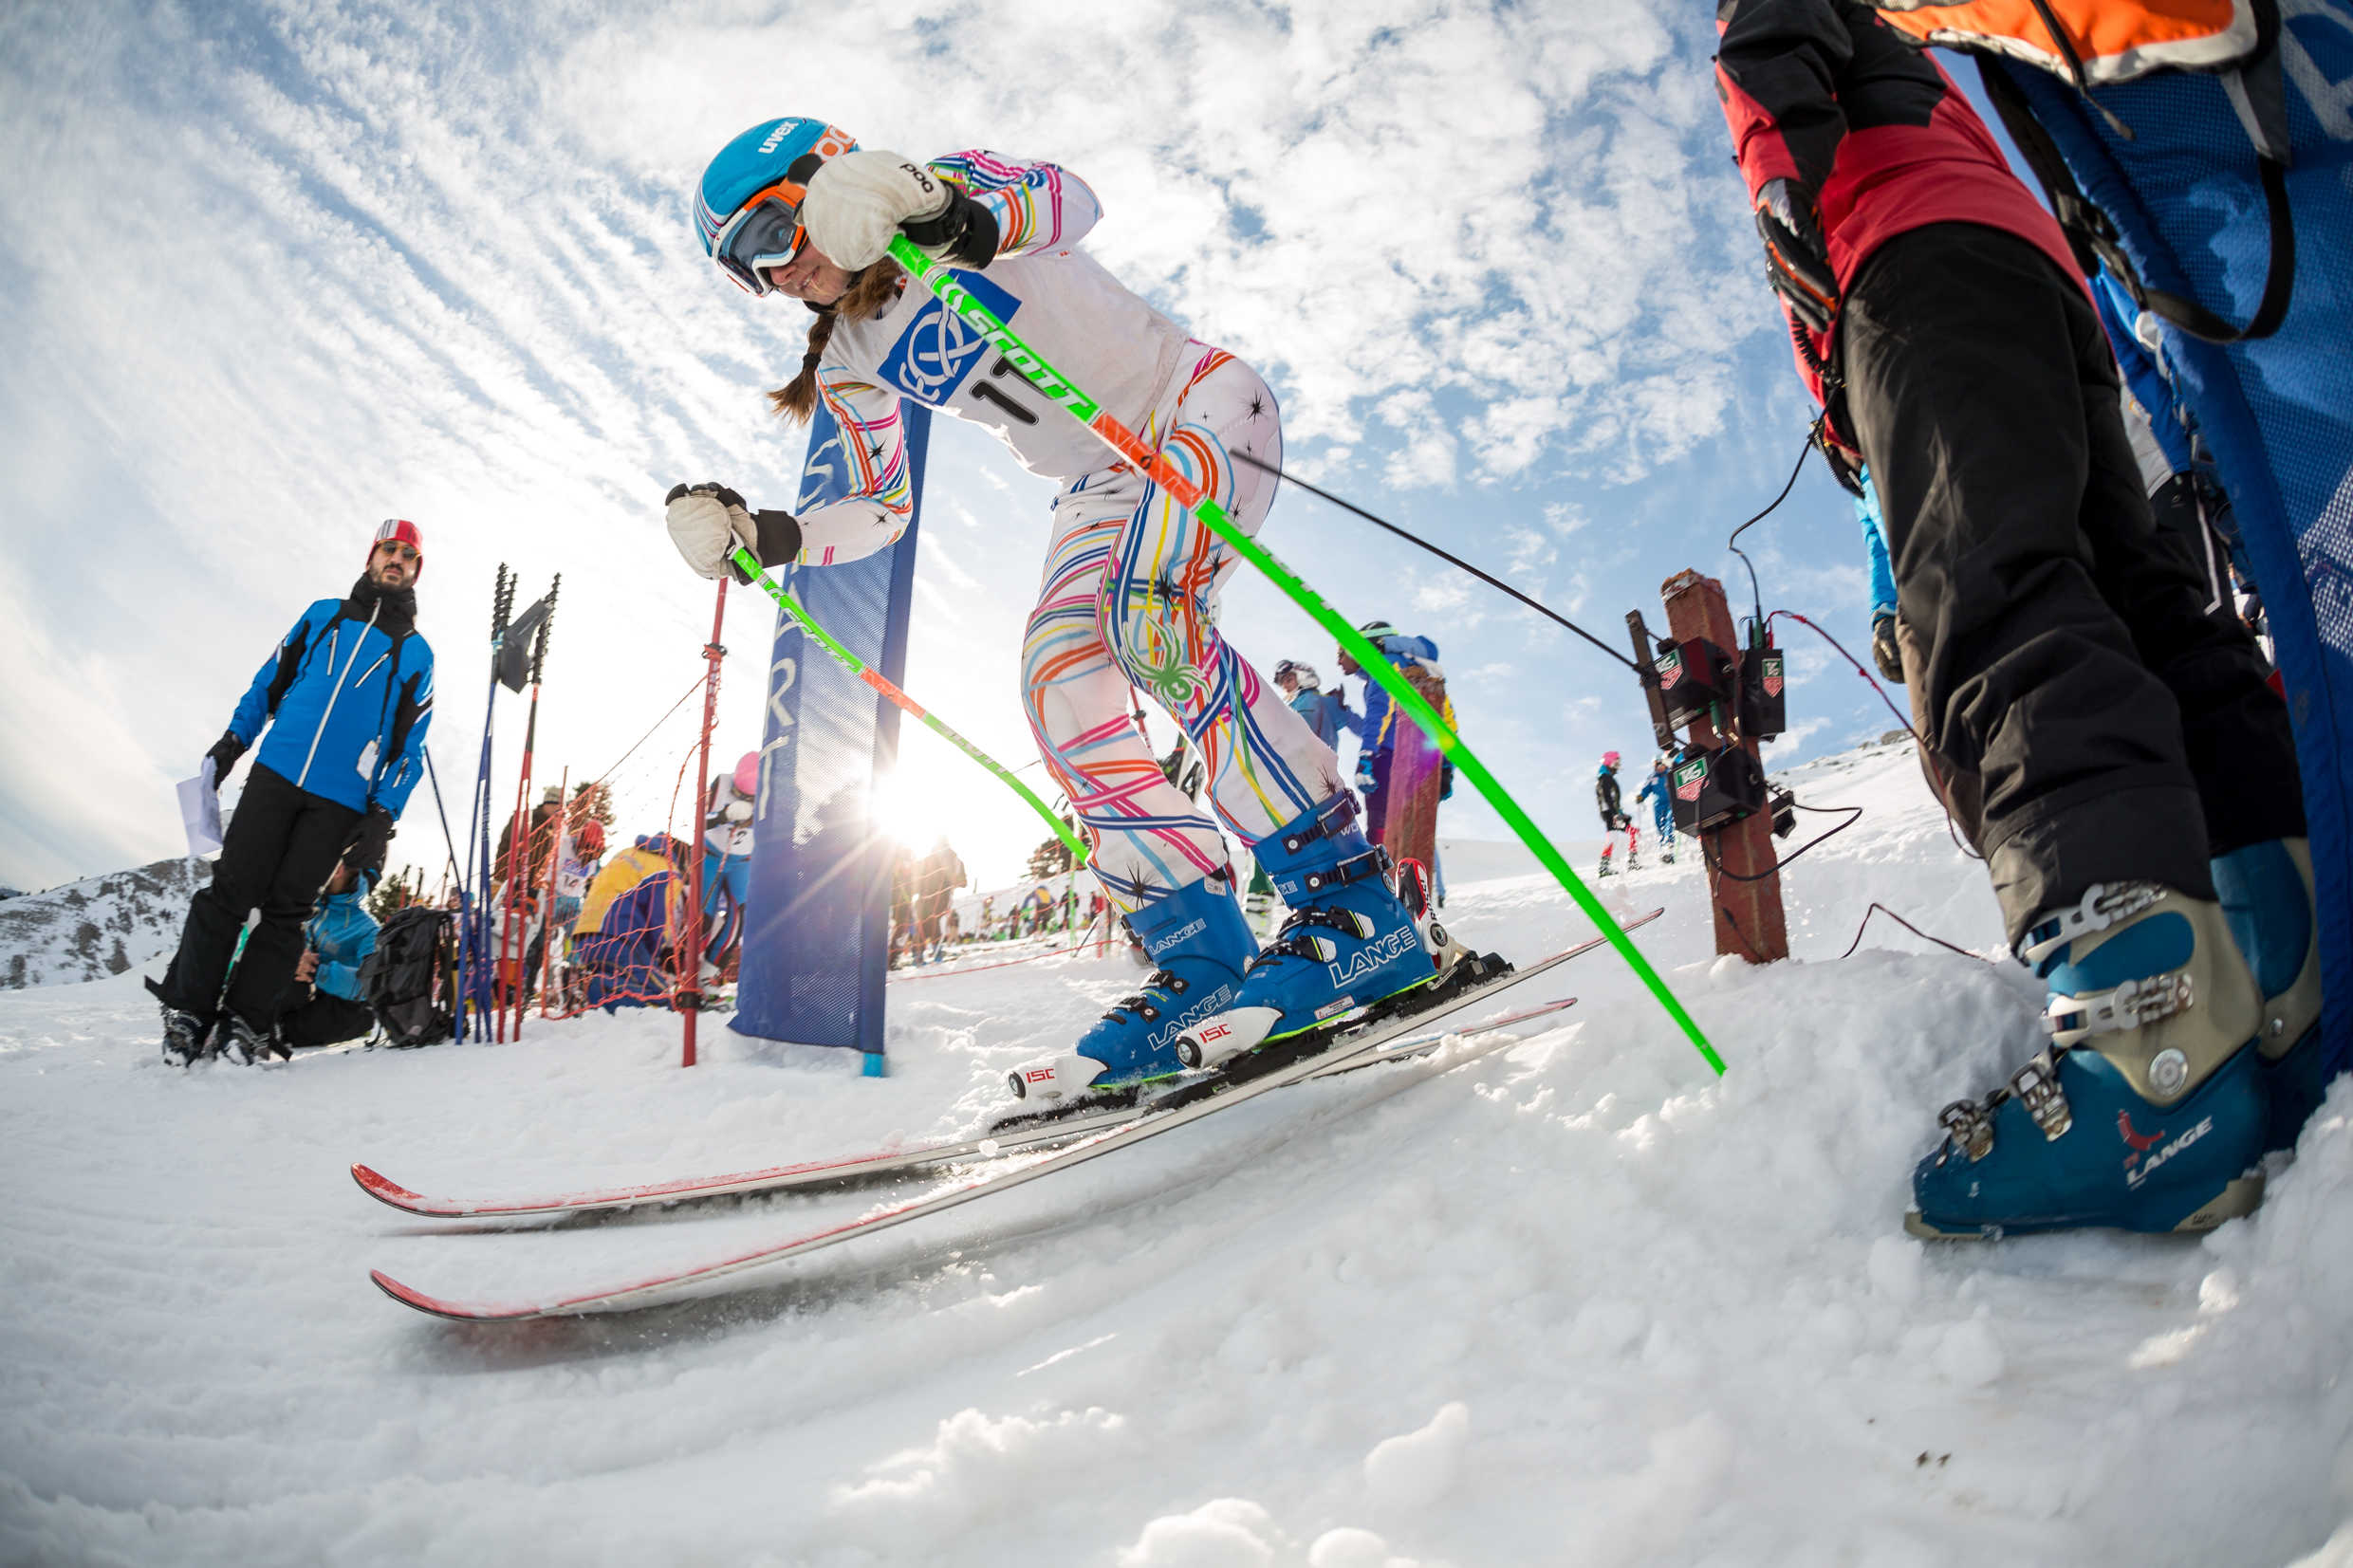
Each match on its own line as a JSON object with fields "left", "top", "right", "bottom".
{"left": 2010, "top": 1049, "right": 2072, "bottom": 1140}
{"left": 2045, "top": 970, "right": 2193, "bottom": 1049}
{"left": 2018, "top": 882, "right": 2164, "bottom": 968}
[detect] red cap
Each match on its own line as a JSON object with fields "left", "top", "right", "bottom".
{"left": 372, "top": 518, "right": 425, "bottom": 577}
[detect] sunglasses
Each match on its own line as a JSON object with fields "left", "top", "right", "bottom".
{"left": 373, "top": 541, "right": 421, "bottom": 563}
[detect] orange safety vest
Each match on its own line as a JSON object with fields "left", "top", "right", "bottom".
{"left": 1872, "top": 1, "right": 2264, "bottom": 85}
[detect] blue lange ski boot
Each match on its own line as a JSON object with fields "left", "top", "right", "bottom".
{"left": 1003, "top": 869, "right": 1258, "bottom": 1108}
{"left": 1907, "top": 882, "right": 2269, "bottom": 1239}
{"left": 1173, "top": 793, "right": 1466, "bottom": 1072}
{"left": 2213, "top": 838, "right": 2328, "bottom": 1153}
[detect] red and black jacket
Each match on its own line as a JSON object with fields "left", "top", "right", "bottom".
{"left": 1714, "top": 0, "right": 2083, "bottom": 409}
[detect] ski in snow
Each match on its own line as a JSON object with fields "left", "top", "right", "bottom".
{"left": 367, "top": 911, "right": 1657, "bottom": 1319}
{"left": 350, "top": 991, "right": 1593, "bottom": 1222}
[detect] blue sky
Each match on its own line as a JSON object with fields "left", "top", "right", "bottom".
{"left": 0, "top": 0, "right": 1923, "bottom": 893}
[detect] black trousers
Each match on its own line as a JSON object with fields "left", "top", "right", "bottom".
{"left": 275, "top": 987, "right": 376, "bottom": 1048}
{"left": 1840, "top": 223, "right": 2303, "bottom": 944}
{"left": 159, "top": 764, "right": 361, "bottom": 1028}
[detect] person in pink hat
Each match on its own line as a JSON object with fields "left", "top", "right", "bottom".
{"left": 697, "top": 750, "right": 759, "bottom": 979}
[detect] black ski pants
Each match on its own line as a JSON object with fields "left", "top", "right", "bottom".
{"left": 273, "top": 987, "right": 376, "bottom": 1048}
{"left": 1839, "top": 222, "right": 2302, "bottom": 945}
{"left": 159, "top": 763, "right": 361, "bottom": 1029}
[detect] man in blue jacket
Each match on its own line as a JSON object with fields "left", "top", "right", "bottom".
{"left": 154, "top": 519, "right": 435, "bottom": 1065}
{"left": 271, "top": 858, "right": 381, "bottom": 1052}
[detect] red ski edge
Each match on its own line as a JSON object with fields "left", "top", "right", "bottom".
{"left": 351, "top": 908, "right": 1655, "bottom": 1226}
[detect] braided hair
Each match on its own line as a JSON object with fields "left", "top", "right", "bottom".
{"left": 766, "top": 259, "right": 907, "bottom": 423}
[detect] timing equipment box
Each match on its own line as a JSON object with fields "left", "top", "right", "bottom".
{"left": 1651, "top": 637, "right": 1734, "bottom": 730}
{"left": 1669, "top": 745, "right": 1766, "bottom": 834}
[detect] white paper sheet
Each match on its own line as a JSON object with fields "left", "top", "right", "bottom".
{"left": 177, "top": 757, "right": 223, "bottom": 858}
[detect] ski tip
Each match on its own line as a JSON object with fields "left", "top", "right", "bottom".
{"left": 351, "top": 1163, "right": 443, "bottom": 1215}
{"left": 369, "top": 1268, "right": 532, "bottom": 1322}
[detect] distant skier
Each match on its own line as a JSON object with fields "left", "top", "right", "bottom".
{"left": 153, "top": 519, "right": 435, "bottom": 1066}
{"left": 1634, "top": 756, "right": 1677, "bottom": 865}
{"left": 915, "top": 835, "right": 967, "bottom": 964}
{"left": 700, "top": 752, "right": 757, "bottom": 977}
{"left": 1336, "top": 620, "right": 1442, "bottom": 840}
{"left": 1594, "top": 752, "right": 1638, "bottom": 877}
{"left": 1271, "top": 659, "right": 1354, "bottom": 751}
{"left": 1856, "top": 470, "right": 1902, "bottom": 685}
{"left": 663, "top": 120, "right": 1460, "bottom": 1107}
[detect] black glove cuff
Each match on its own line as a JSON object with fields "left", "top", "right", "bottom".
{"left": 745, "top": 509, "right": 803, "bottom": 581}
{"left": 901, "top": 192, "right": 1001, "bottom": 268}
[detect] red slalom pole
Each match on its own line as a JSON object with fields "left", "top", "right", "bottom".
{"left": 681, "top": 580, "right": 727, "bottom": 1067}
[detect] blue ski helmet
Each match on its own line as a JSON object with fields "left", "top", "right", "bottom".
{"left": 695, "top": 118, "right": 859, "bottom": 295}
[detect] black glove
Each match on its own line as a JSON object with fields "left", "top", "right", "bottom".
{"left": 1754, "top": 178, "right": 1839, "bottom": 335}
{"left": 204, "top": 730, "right": 246, "bottom": 788}
{"left": 1871, "top": 614, "right": 1904, "bottom": 684}
{"left": 347, "top": 805, "right": 395, "bottom": 879}
{"left": 899, "top": 189, "right": 1002, "bottom": 267}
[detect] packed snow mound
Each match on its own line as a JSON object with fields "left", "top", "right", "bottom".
{"left": 1, "top": 739, "right": 2348, "bottom": 1565}
{"left": 0, "top": 855, "right": 204, "bottom": 989}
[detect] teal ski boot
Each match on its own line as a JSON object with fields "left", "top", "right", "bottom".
{"left": 1907, "top": 882, "right": 2269, "bottom": 1239}
{"left": 2214, "top": 838, "right": 2328, "bottom": 1153}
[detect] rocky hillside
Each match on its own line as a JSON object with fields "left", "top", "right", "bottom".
{"left": 0, "top": 858, "right": 207, "bottom": 989}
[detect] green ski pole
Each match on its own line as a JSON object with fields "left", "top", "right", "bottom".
{"left": 884, "top": 235, "right": 1721, "bottom": 1075}
{"left": 730, "top": 548, "right": 1089, "bottom": 868}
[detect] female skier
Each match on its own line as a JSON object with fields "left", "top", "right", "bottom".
{"left": 662, "top": 119, "right": 1458, "bottom": 1102}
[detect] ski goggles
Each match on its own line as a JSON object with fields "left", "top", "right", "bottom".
{"left": 712, "top": 179, "right": 813, "bottom": 297}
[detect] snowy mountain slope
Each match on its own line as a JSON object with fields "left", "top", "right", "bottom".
{"left": 1, "top": 742, "right": 2349, "bottom": 1566}
{"left": 0, "top": 855, "right": 203, "bottom": 989}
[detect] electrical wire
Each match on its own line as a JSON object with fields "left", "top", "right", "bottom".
{"left": 1766, "top": 610, "right": 1982, "bottom": 862}
{"left": 1837, "top": 903, "right": 1989, "bottom": 963}
{"left": 1231, "top": 451, "right": 1639, "bottom": 673}
{"left": 1727, "top": 435, "right": 1813, "bottom": 636}
{"left": 1697, "top": 800, "right": 1862, "bottom": 883}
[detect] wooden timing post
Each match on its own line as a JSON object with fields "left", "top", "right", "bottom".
{"left": 1661, "top": 570, "right": 1788, "bottom": 964}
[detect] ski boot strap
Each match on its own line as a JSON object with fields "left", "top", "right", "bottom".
{"left": 1103, "top": 969, "right": 1192, "bottom": 1024}
{"left": 2017, "top": 882, "right": 2164, "bottom": 969}
{"left": 1267, "top": 793, "right": 1362, "bottom": 858}
{"left": 1249, "top": 905, "right": 1377, "bottom": 969}
{"left": 1278, "top": 845, "right": 1391, "bottom": 903}
{"left": 2045, "top": 970, "right": 2195, "bottom": 1051}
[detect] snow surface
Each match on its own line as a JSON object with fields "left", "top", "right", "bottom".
{"left": 4, "top": 741, "right": 2352, "bottom": 1566}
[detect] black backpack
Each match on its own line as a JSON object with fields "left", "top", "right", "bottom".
{"left": 360, "top": 906, "right": 454, "bottom": 1046}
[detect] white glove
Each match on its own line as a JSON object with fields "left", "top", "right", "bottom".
{"left": 664, "top": 483, "right": 755, "bottom": 581}
{"left": 803, "top": 149, "right": 951, "bottom": 270}
{"left": 725, "top": 800, "right": 752, "bottom": 823}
